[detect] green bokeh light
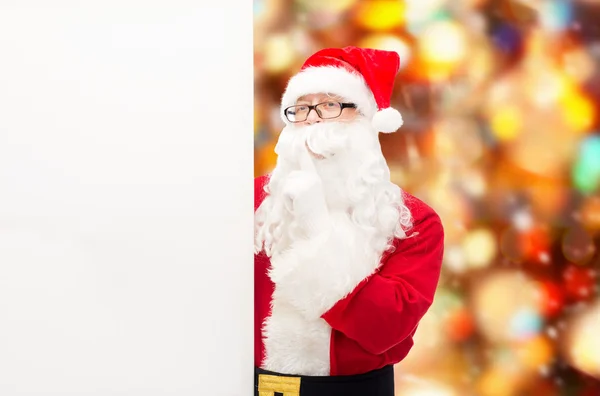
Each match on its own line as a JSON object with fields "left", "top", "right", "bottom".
{"left": 572, "top": 135, "right": 600, "bottom": 194}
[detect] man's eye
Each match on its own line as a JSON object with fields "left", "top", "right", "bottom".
{"left": 297, "top": 106, "right": 308, "bottom": 111}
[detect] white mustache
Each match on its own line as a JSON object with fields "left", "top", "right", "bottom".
{"left": 303, "top": 124, "right": 349, "bottom": 158}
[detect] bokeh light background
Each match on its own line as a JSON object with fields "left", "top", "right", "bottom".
{"left": 253, "top": 0, "right": 600, "bottom": 395}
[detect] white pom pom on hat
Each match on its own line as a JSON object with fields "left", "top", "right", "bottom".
{"left": 280, "top": 46, "right": 404, "bottom": 133}
{"left": 372, "top": 107, "right": 404, "bottom": 133}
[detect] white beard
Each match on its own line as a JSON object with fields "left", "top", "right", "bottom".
{"left": 255, "top": 117, "right": 411, "bottom": 258}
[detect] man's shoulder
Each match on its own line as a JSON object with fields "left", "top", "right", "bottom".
{"left": 381, "top": 190, "right": 443, "bottom": 262}
{"left": 401, "top": 190, "right": 442, "bottom": 227}
{"left": 255, "top": 174, "right": 270, "bottom": 188}
{"left": 255, "top": 174, "right": 271, "bottom": 210}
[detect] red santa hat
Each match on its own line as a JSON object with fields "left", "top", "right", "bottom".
{"left": 280, "top": 46, "right": 404, "bottom": 133}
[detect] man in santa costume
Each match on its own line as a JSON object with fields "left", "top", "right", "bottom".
{"left": 254, "top": 46, "right": 444, "bottom": 396}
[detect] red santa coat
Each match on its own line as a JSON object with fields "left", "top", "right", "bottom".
{"left": 254, "top": 175, "right": 444, "bottom": 376}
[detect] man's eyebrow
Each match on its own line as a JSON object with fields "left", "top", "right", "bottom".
{"left": 296, "top": 96, "right": 342, "bottom": 104}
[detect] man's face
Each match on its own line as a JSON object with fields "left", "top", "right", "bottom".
{"left": 275, "top": 92, "right": 367, "bottom": 163}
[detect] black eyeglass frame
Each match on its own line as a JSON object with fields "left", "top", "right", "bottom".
{"left": 283, "top": 102, "right": 357, "bottom": 123}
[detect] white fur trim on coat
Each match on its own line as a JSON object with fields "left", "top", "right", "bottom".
{"left": 262, "top": 299, "right": 332, "bottom": 376}
{"left": 280, "top": 66, "right": 379, "bottom": 125}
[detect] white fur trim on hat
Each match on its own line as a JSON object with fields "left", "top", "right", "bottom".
{"left": 280, "top": 66, "right": 378, "bottom": 125}
{"left": 372, "top": 107, "right": 404, "bottom": 133}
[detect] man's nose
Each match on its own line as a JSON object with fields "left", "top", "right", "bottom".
{"left": 305, "top": 108, "right": 321, "bottom": 125}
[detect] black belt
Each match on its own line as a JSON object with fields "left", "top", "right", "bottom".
{"left": 254, "top": 365, "right": 394, "bottom": 396}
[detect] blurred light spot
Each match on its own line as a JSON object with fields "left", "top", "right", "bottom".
{"left": 395, "top": 375, "right": 457, "bottom": 396}
{"left": 572, "top": 135, "right": 600, "bottom": 194}
{"left": 580, "top": 196, "right": 600, "bottom": 231}
{"left": 563, "top": 48, "right": 596, "bottom": 84}
{"left": 513, "top": 209, "right": 533, "bottom": 231}
{"left": 563, "top": 265, "right": 597, "bottom": 302}
{"left": 509, "top": 307, "right": 544, "bottom": 340}
{"left": 354, "top": 0, "right": 405, "bottom": 31}
{"left": 434, "top": 118, "right": 484, "bottom": 165}
{"left": 446, "top": 307, "right": 476, "bottom": 342}
{"left": 560, "top": 89, "right": 595, "bottom": 133}
{"left": 564, "top": 300, "right": 600, "bottom": 379}
{"left": 296, "top": 0, "right": 358, "bottom": 12}
{"left": 263, "top": 33, "right": 298, "bottom": 74}
{"left": 561, "top": 226, "right": 596, "bottom": 265}
{"left": 419, "top": 20, "right": 467, "bottom": 65}
{"left": 443, "top": 244, "right": 467, "bottom": 273}
{"left": 537, "top": 280, "right": 565, "bottom": 318}
{"left": 539, "top": 0, "right": 573, "bottom": 33}
{"left": 517, "top": 336, "right": 555, "bottom": 370}
{"left": 460, "top": 169, "right": 487, "bottom": 198}
{"left": 490, "top": 105, "right": 521, "bottom": 141}
{"left": 462, "top": 228, "right": 497, "bottom": 269}
{"left": 253, "top": 0, "right": 265, "bottom": 18}
{"left": 471, "top": 270, "right": 542, "bottom": 343}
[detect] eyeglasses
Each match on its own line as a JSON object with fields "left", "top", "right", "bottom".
{"left": 284, "top": 101, "right": 357, "bottom": 123}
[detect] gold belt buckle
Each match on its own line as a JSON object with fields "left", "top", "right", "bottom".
{"left": 258, "top": 373, "right": 301, "bottom": 396}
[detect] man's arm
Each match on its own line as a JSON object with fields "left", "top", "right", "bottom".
{"left": 321, "top": 208, "right": 444, "bottom": 355}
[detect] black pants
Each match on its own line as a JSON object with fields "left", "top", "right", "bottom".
{"left": 254, "top": 365, "right": 395, "bottom": 396}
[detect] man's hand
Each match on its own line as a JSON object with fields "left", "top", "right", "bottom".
{"left": 281, "top": 170, "right": 330, "bottom": 234}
